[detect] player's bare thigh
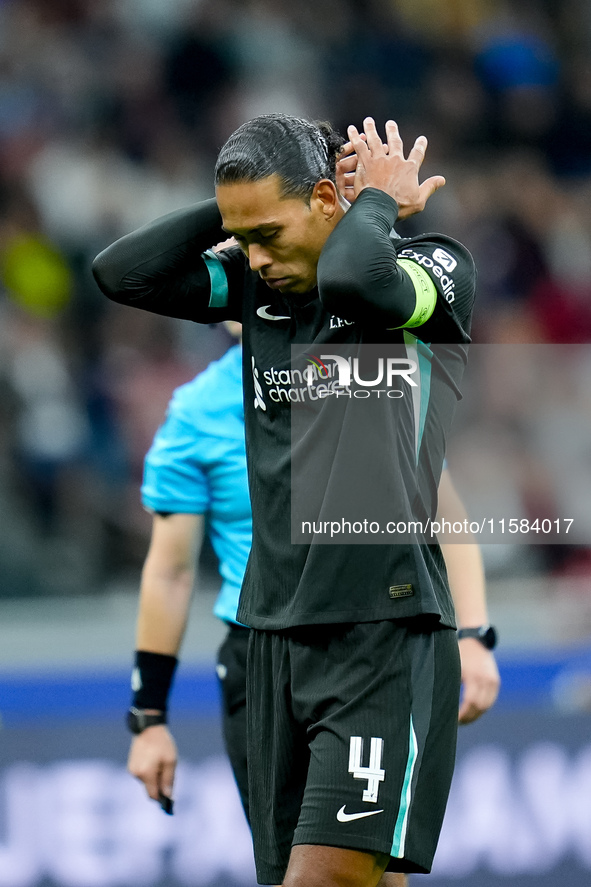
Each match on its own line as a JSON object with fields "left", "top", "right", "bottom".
{"left": 282, "top": 844, "right": 395, "bottom": 887}
{"left": 380, "top": 873, "right": 407, "bottom": 887}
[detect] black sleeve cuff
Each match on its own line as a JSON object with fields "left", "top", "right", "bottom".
{"left": 351, "top": 187, "right": 400, "bottom": 228}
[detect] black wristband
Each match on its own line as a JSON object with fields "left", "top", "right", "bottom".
{"left": 457, "top": 625, "right": 498, "bottom": 650}
{"left": 131, "top": 650, "right": 178, "bottom": 711}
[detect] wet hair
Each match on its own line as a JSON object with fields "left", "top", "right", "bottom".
{"left": 214, "top": 113, "right": 346, "bottom": 202}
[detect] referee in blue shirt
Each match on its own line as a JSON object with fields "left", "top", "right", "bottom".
{"left": 126, "top": 321, "right": 254, "bottom": 817}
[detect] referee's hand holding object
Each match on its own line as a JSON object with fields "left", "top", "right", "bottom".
{"left": 338, "top": 117, "right": 445, "bottom": 219}
{"left": 128, "top": 721, "right": 177, "bottom": 814}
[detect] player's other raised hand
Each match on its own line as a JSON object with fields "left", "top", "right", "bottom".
{"left": 345, "top": 117, "right": 445, "bottom": 219}
{"left": 335, "top": 138, "right": 363, "bottom": 204}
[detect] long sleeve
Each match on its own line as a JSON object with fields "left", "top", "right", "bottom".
{"left": 317, "top": 188, "right": 417, "bottom": 328}
{"left": 92, "top": 199, "right": 243, "bottom": 323}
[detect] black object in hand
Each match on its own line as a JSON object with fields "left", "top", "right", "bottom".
{"left": 158, "top": 792, "right": 174, "bottom": 815}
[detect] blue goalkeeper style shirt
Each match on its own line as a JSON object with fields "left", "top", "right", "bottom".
{"left": 141, "top": 344, "right": 251, "bottom": 624}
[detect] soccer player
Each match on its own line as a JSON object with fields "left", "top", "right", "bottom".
{"left": 94, "top": 114, "right": 479, "bottom": 887}
{"left": 126, "top": 334, "right": 499, "bottom": 887}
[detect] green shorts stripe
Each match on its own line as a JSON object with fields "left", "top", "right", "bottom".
{"left": 391, "top": 716, "right": 418, "bottom": 858}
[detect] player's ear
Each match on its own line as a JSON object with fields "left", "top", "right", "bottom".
{"left": 312, "top": 179, "right": 341, "bottom": 221}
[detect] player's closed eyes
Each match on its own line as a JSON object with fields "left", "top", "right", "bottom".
{"left": 255, "top": 231, "right": 280, "bottom": 246}
{"left": 235, "top": 231, "right": 279, "bottom": 249}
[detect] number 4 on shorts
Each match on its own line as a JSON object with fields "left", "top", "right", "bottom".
{"left": 348, "top": 736, "right": 385, "bottom": 803}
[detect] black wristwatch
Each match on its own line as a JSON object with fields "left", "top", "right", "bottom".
{"left": 127, "top": 707, "right": 167, "bottom": 735}
{"left": 457, "top": 625, "right": 498, "bottom": 650}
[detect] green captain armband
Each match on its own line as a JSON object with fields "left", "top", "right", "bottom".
{"left": 202, "top": 249, "right": 229, "bottom": 309}
{"left": 391, "top": 258, "right": 438, "bottom": 329}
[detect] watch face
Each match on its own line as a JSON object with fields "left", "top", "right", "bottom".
{"left": 126, "top": 708, "right": 166, "bottom": 734}
{"left": 458, "top": 625, "right": 498, "bottom": 649}
{"left": 481, "top": 625, "right": 498, "bottom": 649}
{"left": 127, "top": 709, "right": 142, "bottom": 734}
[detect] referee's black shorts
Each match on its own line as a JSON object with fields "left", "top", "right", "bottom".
{"left": 246, "top": 618, "right": 460, "bottom": 885}
{"left": 216, "top": 623, "right": 250, "bottom": 820}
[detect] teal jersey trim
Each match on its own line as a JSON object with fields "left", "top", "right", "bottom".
{"left": 403, "top": 331, "right": 433, "bottom": 463}
{"left": 391, "top": 716, "right": 418, "bottom": 859}
{"left": 203, "top": 249, "right": 229, "bottom": 308}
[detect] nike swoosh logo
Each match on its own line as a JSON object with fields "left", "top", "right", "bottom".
{"left": 257, "top": 305, "right": 290, "bottom": 321}
{"left": 336, "top": 805, "right": 384, "bottom": 823}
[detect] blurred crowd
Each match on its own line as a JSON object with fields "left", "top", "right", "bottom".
{"left": 1, "top": 0, "right": 591, "bottom": 597}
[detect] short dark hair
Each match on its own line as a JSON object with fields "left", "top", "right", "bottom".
{"left": 214, "top": 113, "right": 345, "bottom": 201}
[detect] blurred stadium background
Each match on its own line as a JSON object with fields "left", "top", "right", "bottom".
{"left": 1, "top": 0, "right": 591, "bottom": 884}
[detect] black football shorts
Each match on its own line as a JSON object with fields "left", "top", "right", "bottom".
{"left": 246, "top": 618, "right": 460, "bottom": 885}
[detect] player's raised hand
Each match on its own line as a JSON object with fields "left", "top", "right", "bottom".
{"left": 347, "top": 117, "right": 445, "bottom": 219}
{"left": 335, "top": 142, "right": 358, "bottom": 204}
{"left": 336, "top": 135, "right": 373, "bottom": 204}
{"left": 337, "top": 132, "right": 392, "bottom": 204}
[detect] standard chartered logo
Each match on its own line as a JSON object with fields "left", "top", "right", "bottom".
{"left": 251, "top": 356, "right": 266, "bottom": 411}
{"left": 251, "top": 352, "right": 419, "bottom": 406}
